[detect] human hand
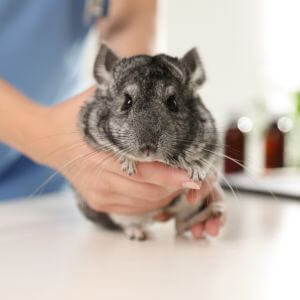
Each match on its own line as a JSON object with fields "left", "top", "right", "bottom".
{"left": 33, "top": 88, "right": 201, "bottom": 215}
{"left": 188, "top": 183, "right": 225, "bottom": 239}
{"left": 154, "top": 179, "right": 225, "bottom": 239}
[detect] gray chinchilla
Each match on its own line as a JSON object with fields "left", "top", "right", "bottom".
{"left": 77, "top": 44, "right": 225, "bottom": 240}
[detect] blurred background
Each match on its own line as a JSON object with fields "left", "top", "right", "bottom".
{"left": 83, "top": 0, "right": 300, "bottom": 197}
{"left": 166, "top": 0, "right": 300, "bottom": 197}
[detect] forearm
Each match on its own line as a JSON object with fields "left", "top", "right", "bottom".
{"left": 0, "top": 80, "right": 96, "bottom": 170}
{"left": 99, "top": 0, "right": 157, "bottom": 56}
{"left": 0, "top": 79, "right": 49, "bottom": 159}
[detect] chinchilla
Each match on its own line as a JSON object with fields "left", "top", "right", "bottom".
{"left": 77, "top": 44, "right": 224, "bottom": 240}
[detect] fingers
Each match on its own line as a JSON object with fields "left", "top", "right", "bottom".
{"left": 205, "top": 217, "right": 222, "bottom": 236}
{"left": 86, "top": 187, "right": 182, "bottom": 215}
{"left": 190, "top": 182, "right": 225, "bottom": 239}
{"left": 86, "top": 193, "right": 160, "bottom": 214}
{"left": 191, "top": 223, "right": 205, "bottom": 239}
{"left": 90, "top": 153, "right": 199, "bottom": 189}
{"left": 190, "top": 216, "right": 222, "bottom": 239}
{"left": 133, "top": 162, "right": 198, "bottom": 188}
{"left": 97, "top": 171, "right": 182, "bottom": 203}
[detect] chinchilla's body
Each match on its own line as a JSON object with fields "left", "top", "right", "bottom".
{"left": 77, "top": 44, "right": 224, "bottom": 240}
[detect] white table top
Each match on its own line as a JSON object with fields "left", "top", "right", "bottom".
{"left": 1, "top": 190, "right": 300, "bottom": 300}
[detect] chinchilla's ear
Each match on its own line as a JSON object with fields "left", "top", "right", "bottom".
{"left": 181, "top": 48, "right": 206, "bottom": 88}
{"left": 93, "top": 43, "right": 119, "bottom": 85}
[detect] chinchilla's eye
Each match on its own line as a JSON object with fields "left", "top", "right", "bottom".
{"left": 166, "top": 95, "right": 178, "bottom": 112}
{"left": 122, "top": 93, "right": 133, "bottom": 111}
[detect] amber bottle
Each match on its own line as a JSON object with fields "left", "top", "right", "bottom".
{"left": 224, "top": 120, "right": 245, "bottom": 173}
{"left": 265, "top": 120, "right": 284, "bottom": 169}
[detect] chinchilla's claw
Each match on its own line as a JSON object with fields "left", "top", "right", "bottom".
{"left": 121, "top": 157, "right": 137, "bottom": 175}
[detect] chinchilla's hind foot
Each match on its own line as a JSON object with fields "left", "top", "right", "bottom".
{"left": 124, "top": 225, "right": 147, "bottom": 241}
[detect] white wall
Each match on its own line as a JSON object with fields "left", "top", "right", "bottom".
{"left": 261, "top": 0, "right": 300, "bottom": 114}
{"left": 166, "top": 0, "right": 261, "bottom": 125}
{"left": 83, "top": 0, "right": 264, "bottom": 126}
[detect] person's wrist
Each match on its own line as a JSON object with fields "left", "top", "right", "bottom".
{"left": 38, "top": 101, "right": 83, "bottom": 170}
{"left": 27, "top": 87, "right": 95, "bottom": 172}
{"left": 20, "top": 105, "right": 57, "bottom": 165}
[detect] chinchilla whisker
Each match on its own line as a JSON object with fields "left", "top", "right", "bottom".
{"left": 29, "top": 150, "right": 104, "bottom": 198}
{"left": 92, "top": 147, "right": 128, "bottom": 180}
{"left": 91, "top": 144, "right": 129, "bottom": 172}
{"left": 76, "top": 153, "right": 118, "bottom": 199}
{"left": 79, "top": 147, "right": 132, "bottom": 203}
{"left": 57, "top": 151, "right": 111, "bottom": 195}
{"left": 64, "top": 141, "right": 124, "bottom": 179}
{"left": 40, "top": 140, "right": 87, "bottom": 162}
{"left": 31, "top": 138, "right": 125, "bottom": 198}
{"left": 204, "top": 141, "right": 280, "bottom": 182}
{"left": 204, "top": 142, "right": 246, "bottom": 156}
{"left": 201, "top": 148, "right": 248, "bottom": 171}
{"left": 48, "top": 139, "right": 121, "bottom": 165}
{"left": 199, "top": 156, "right": 240, "bottom": 209}
{"left": 90, "top": 149, "right": 130, "bottom": 202}
{"left": 162, "top": 133, "right": 220, "bottom": 146}
{"left": 200, "top": 147, "right": 278, "bottom": 201}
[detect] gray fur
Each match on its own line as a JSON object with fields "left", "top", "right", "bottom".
{"left": 77, "top": 44, "right": 223, "bottom": 240}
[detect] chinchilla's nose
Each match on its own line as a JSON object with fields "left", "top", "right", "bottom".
{"left": 138, "top": 127, "right": 160, "bottom": 148}
{"left": 139, "top": 144, "right": 157, "bottom": 156}
{"left": 135, "top": 110, "right": 162, "bottom": 145}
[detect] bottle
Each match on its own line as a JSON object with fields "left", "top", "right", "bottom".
{"left": 224, "top": 119, "right": 246, "bottom": 174}
{"left": 264, "top": 118, "right": 285, "bottom": 169}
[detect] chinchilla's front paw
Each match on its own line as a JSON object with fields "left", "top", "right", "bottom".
{"left": 187, "top": 165, "right": 206, "bottom": 182}
{"left": 120, "top": 157, "right": 137, "bottom": 176}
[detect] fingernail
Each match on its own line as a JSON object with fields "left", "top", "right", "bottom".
{"left": 182, "top": 181, "right": 202, "bottom": 190}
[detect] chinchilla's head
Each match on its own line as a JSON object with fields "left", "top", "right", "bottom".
{"left": 90, "top": 44, "right": 216, "bottom": 163}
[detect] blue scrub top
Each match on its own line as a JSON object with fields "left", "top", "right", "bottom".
{"left": 0, "top": 0, "right": 109, "bottom": 200}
